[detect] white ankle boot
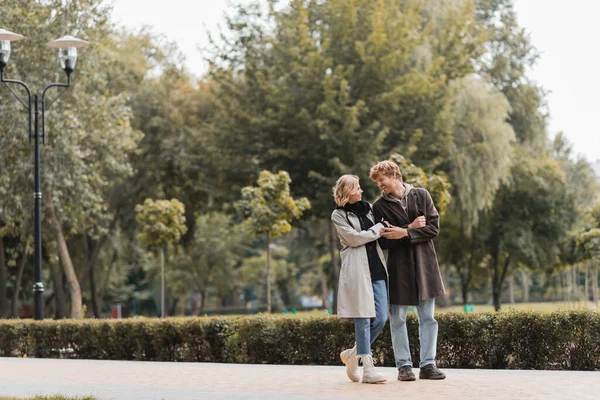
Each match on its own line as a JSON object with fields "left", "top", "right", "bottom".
{"left": 360, "top": 355, "right": 386, "bottom": 383}
{"left": 340, "top": 346, "right": 360, "bottom": 382}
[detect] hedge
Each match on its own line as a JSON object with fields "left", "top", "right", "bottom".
{"left": 0, "top": 310, "right": 598, "bottom": 370}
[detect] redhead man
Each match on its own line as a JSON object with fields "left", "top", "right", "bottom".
{"left": 370, "top": 160, "right": 446, "bottom": 381}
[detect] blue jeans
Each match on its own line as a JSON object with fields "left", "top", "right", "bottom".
{"left": 390, "top": 298, "right": 437, "bottom": 368}
{"left": 354, "top": 279, "right": 388, "bottom": 356}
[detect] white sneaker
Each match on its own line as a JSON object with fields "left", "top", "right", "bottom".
{"left": 360, "top": 355, "right": 386, "bottom": 384}
{"left": 340, "top": 347, "right": 360, "bottom": 382}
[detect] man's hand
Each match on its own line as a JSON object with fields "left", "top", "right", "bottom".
{"left": 408, "top": 216, "right": 426, "bottom": 229}
{"left": 381, "top": 226, "right": 408, "bottom": 239}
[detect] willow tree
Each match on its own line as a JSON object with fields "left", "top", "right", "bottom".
{"left": 438, "top": 75, "right": 515, "bottom": 305}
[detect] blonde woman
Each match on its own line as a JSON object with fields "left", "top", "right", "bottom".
{"left": 331, "top": 174, "right": 389, "bottom": 384}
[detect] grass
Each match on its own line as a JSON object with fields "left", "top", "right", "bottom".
{"left": 0, "top": 396, "right": 96, "bottom": 400}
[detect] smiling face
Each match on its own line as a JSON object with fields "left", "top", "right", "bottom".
{"left": 347, "top": 181, "right": 363, "bottom": 204}
{"left": 375, "top": 175, "right": 397, "bottom": 195}
{"left": 369, "top": 161, "right": 403, "bottom": 195}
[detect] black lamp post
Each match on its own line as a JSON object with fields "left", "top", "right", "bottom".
{"left": 0, "top": 28, "right": 88, "bottom": 320}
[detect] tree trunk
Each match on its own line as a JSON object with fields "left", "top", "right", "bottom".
{"left": 84, "top": 235, "right": 101, "bottom": 318}
{"left": 328, "top": 221, "right": 340, "bottom": 314}
{"left": 160, "top": 244, "right": 166, "bottom": 317}
{"left": 558, "top": 271, "right": 562, "bottom": 302}
{"left": 508, "top": 275, "right": 515, "bottom": 304}
{"left": 594, "top": 264, "right": 599, "bottom": 310}
{"left": 490, "top": 253, "right": 500, "bottom": 311}
{"left": 461, "top": 280, "right": 469, "bottom": 306}
{"left": 199, "top": 290, "right": 206, "bottom": 314}
{"left": 78, "top": 217, "right": 116, "bottom": 287}
{"left": 491, "top": 252, "right": 511, "bottom": 311}
{"left": 584, "top": 264, "right": 589, "bottom": 303}
{"left": 49, "top": 201, "right": 83, "bottom": 319}
{"left": 492, "top": 290, "right": 501, "bottom": 312}
{"left": 167, "top": 297, "right": 181, "bottom": 315}
{"left": 49, "top": 256, "right": 66, "bottom": 319}
{"left": 11, "top": 237, "right": 31, "bottom": 318}
{"left": 0, "top": 236, "right": 7, "bottom": 317}
{"left": 458, "top": 239, "right": 475, "bottom": 306}
{"left": 320, "top": 269, "right": 331, "bottom": 311}
{"left": 98, "top": 250, "right": 118, "bottom": 308}
{"left": 265, "top": 233, "right": 271, "bottom": 313}
{"left": 168, "top": 297, "right": 179, "bottom": 316}
{"left": 89, "top": 251, "right": 100, "bottom": 318}
{"left": 520, "top": 270, "right": 529, "bottom": 302}
{"left": 572, "top": 266, "right": 578, "bottom": 304}
{"left": 567, "top": 269, "right": 571, "bottom": 301}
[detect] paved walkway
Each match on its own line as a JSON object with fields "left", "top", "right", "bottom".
{"left": 0, "top": 358, "right": 598, "bottom": 400}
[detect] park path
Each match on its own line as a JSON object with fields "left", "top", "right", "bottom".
{"left": 0, "top": 357, "right": 598, "bottom": 400}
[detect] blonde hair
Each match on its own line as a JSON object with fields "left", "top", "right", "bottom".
{"left": 369, "top": 160, "right": 402, "bottom": 181}
{"left": 333, "top": 175, "right": 359, "bottom": 207}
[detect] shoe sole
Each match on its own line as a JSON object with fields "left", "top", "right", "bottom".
{"left": 419, "top": 375, "right": 446, "bottom": 380}
{"left": 398, "top": 376, "right": 416, "bottom": 381}
{"left": 340, "top": 351, "right": 360, "bottom": 383}
{"left": 362, "top": 378, "right": 387, "bottom": 384}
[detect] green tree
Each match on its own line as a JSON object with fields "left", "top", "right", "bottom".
{"left": 572, "top": 201, "right": 600, "bottom": 309}
{"left": 0, "top": 0, "right": 141, "bottom": 319}
{"left": 175, "top": 212, "right": 249, "bottom": 314}
{"left": 209, "top": 0, "right": 483, "bottom": 312}
{"left": 436, "top": 75, "right": 515, "bottom": 305}
{"left": 238, "top": 245, "right": 297, "bottom": 312}
{"left": 235, "top": 170, "right": 310, "bottom": 312}
{"left": 135, "top": 198, "right": 187, "bottom": 317}
{"left": 482, "top": 152, "right": 578, "bottom": 310}
{"left": 475, "top": 0, "right": 546, "bottom": 150}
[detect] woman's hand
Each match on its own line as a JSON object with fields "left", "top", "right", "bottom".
{"left": 381, "top": 226, "right": 408, "bottom": 239}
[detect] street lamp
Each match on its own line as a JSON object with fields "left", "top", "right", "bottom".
{"left": 0, "top": 28, "right": 88, "bottom": 320}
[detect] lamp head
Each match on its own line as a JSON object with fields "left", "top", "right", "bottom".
{"left": 0, "top": 28, "right": 24, "bottom": 68}
{"left": 47, "top": 36, "right": 89, "bottom": 73}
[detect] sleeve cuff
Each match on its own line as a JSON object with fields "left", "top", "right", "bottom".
{"left": 374, "top": 222, "right": 386, "bottom": 233}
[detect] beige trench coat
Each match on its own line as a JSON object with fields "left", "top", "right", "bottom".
{"left": 331, "top": 205, "right": 387, "bottom": 319}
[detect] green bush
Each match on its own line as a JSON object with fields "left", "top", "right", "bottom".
{"left": 0, "top": 311, "right": 598, "bottom": 370}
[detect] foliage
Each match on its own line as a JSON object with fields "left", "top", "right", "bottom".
{"left": 444, "top": 75, "right": 515, "bottom": 230}
{"left": 0, "top": 311, "right": 598, "bottom": 370}
{"left": 482, "top": 152, "right": 579, "bottom": 310}
{"left": 389, "top": 153, "right": 451, "bottom": 216}
{"left": 209, "top": 0, "right": 485, "bottom": 214}
{"left": 135, "top": 199, "right": 187, "bottom": 248}
{"left": 171, "top": 212, "right": 249, "bottom": 312}
{"left": 1, "top": 0, "right": 599, "bottom": 316}
{"left": 574, "top": 203, "right": 600, "bottom": 261}
{"left": 236, "top": 170, "right": 310, "bottom": 238}
{"left": 235, "top": 170, "right": 309, "bottom": 312}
